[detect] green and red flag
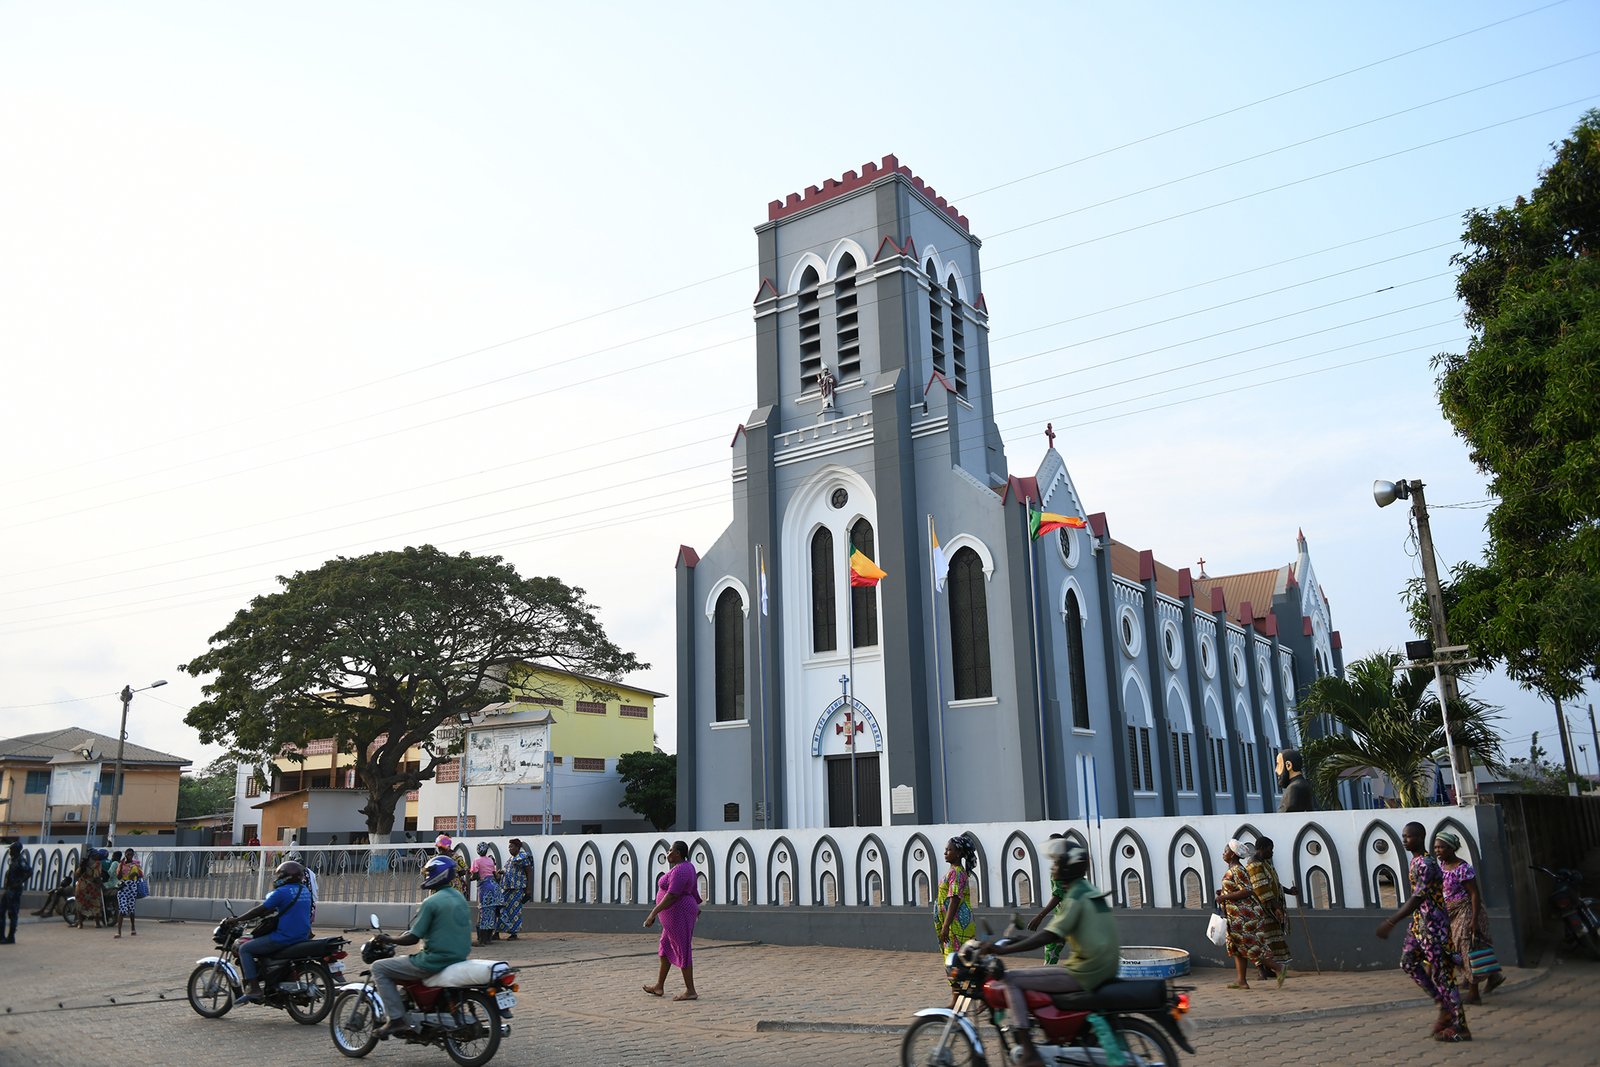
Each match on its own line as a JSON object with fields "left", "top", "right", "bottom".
{"left": 1029, "top": 506, "right": 1087, "bottom": 540}
{"left": 848, "top": 542, "right": 887, "bottom": 587}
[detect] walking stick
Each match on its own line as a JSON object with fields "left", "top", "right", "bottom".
{"left": 1294, "top": 895, "right": 1323, "bottom": 974}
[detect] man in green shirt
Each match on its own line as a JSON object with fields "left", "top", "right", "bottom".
{"left": 372, "top": 855, "right": 473, "bottom": 1039}
{"left": 985, "top": 839, "right": 1120, "bottom": 1067}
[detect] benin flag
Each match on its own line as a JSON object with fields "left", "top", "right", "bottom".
{"left": 849, "top": 542, "right": 887, "bottom": 587}
{"left": 1029, "top": 506, "right": 1088, "bottom": 540}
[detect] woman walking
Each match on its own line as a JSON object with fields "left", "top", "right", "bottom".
{"left": 471, "top": 842, "right": 502, "bottom": 945}
{"left": 1434, "top": 830, "right": 1504, "bottom": 1004}
{"left": 1378, "top": 822, "right": 1468, "bottom": 1042}
{"left": 1247, "top": 836, "right": 1293, "bottom": 982}
{"left": 642, "top": 840, "right": 702, "bottom": 1001}
{"left": 1215, "top": 840, "right": 1280, "bottom": 989}
{"left": 113, "top": 848, "right": 141, "bottom": 938}
{"left": 497, "top": 838, "right": 533, "bottom": 941}
{"left": 936, "top": 834, "right": 979, "bottom": 1004}
{"left": 74, "top": 851, "right": 104, "bottom": 929}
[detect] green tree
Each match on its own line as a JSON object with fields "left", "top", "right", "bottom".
{"left": 177, "top": 758, "right": 237, "bottom": 819}
{"left": 616, "top": 750, "right": 676, "bottom": 830}
{"left": 183, "top": 545, "right": 643, "bottom": 837}
{"left": 1295, "top": 651, "right": 1506, "bottom": 808}
{"left": 1429, "top": 109, "right": 1600, "bottom": 702}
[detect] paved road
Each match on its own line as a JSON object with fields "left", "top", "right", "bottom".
{"left": 0, "top": 913, "right": 1595, "bottom": 1065}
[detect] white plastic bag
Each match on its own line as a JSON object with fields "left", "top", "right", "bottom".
{"left": 1206, "top": 909, "right": 1228, "bottom": 948}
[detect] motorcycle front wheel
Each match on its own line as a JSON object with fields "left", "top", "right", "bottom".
{"left": 329, "top": 990, "right": 380, "bottom": 1058}
{"left": 443, "top": 990, "right": 502, "bottom": 1067}
{"left": 284, "top": 962, "right": 335, "bottom": 1025}
{"left": 186, "top": 962, "right": 235, "bottom": 1018}
{"left": 62, "top": 899, "right": 79, "bottom": 928}
{"left": 899, "top": 1014, "right": 984, "bottom": 1067}
{"left": 1106, "top": 1015, "right": 1180, "bottom": 1067}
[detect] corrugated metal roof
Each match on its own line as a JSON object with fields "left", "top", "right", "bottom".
{"left": 0, "top": 727, "right": 189, "bottom": 765}
{"left": 1193, "top": 567, "right": 1287, "bottom": 620}
{"left": 1106, "top": 541, "right": 1189, "bottom": 600}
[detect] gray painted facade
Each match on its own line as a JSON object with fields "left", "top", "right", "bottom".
{"left": 675, "top": 157, "right": 1345, "bottom": 832}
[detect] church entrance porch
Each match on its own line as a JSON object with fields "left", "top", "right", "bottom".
{"left": 825, "top": 752, "right": 882, "bottom": 827}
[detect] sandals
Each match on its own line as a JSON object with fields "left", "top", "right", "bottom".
{"left": 1225, "top": 982, "right": 1250, "bottom": 990}
{"left": 1485, "top": 972, "right": 1506, "bottom": 995}
{"left": 1434, "top": 1026, "right": 1471, "bottom": 1042}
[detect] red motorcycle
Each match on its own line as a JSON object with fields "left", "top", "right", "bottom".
{"left": 902, "top": 938, "right": 1195, "bottom": 1066}
{"left": 329, "top": 915, "right": 518, "bottom": 1067}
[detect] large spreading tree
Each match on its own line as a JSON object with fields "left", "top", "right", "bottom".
{"left": 1295, "top": 651, "right": 1505, "bottom": 808}
{"left": 1429, "top": 110, "right": 1600, "bottom": 704}
{"left": 183, "top": 545, "right": 643, "bottom": 837}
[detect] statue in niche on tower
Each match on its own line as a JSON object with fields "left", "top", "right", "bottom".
{"left": 816, "top": 365, "right": 837, "bottom": 409}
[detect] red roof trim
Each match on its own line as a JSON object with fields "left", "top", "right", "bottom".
{"left": 1138, "top": 550, "right": 1156, "bottom": 582}
{"left": 1331, "top": 630, "right": 1342, "bottom": 650}
{"left": 1210, "top": 587, "right": 1227, "bottom": 614}
{"left": 974, "top": 293, "right": 988, "bottom": 312}
{"left": 1238, "top": 601, "right": 1254, "bottom": 625}
{"left": 767, "top": 154, "right": 971, "bottom": 232}
{"left": 1303, "top": 615, "right": 1314, "bottom": 636}
{"left": 677, "top": 546, "right": 700, "bottom": 569}
{"left": 925, "top": 369, "right": 955, "bottom": 396}
{"left": 1261, "top": 612, "right": 1279, "bottom": 637}
{"left": 1285, "top": 564, "right": 1299, "bottom": 590}
{"left": 753, "top": 277, "right": 779, "bottom": 303}
{"left": 729, "top": 423, "right": 746, "bottom": 447}
{"left": 874, "top": 234, "right": 916, "bottom": 262}
{"left": 1087, "top": 512, "right": 1109, "bottom": 538}
{"left": 1178, "top": 567, "right": 1194, "bottom": 598}
{"left": 1003, "top": 475, "right": 1042, "bottom": 506}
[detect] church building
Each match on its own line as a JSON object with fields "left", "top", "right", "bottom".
{"left": 673, "top": 156, "right": 1344, "bottom": 831}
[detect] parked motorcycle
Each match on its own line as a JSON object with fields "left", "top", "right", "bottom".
{"left": 902, "top": 938, "right": 1194, "bottom": 1067}
{"left": 328, "top": 914, "right": 518, "bottom": 1067}
{"left": 1532, "top": 864, "right": 1600, "bottom": 961}
{"left": 186, "top": 903, "right": 348, "bottom": 1024}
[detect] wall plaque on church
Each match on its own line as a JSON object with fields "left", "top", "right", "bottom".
{"left": 891, "top": 784, "right": 916, "bottom": 815}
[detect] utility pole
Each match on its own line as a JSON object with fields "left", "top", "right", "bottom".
{"left": 107, "top": 680, "right": 166, "bottom": 843}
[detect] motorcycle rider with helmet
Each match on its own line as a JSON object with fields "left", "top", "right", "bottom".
{"left": 226, "top": 860, "right": 315, "bottom": 1004}
{"left": 370, "top": 854, "right": 473, "bottom": 1039}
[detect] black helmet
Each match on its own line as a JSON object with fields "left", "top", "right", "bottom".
{"left": 361, "top": 939, "right": 396, "bottom": 965}
{"left": 273, "top": 860, "right": 307, "bottom": 888}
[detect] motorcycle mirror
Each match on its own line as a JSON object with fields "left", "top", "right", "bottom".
{"left": 369, "top": 913, "right": 381, "bottom": 930}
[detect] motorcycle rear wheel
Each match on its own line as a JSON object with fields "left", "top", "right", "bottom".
{"left": 329, "top": 990, "right": 380, "bottom": 1058}
{"left": 284, "top": 962, "right": 335, "bottom": 1025}
{"left": 62, "top": 900, "right": 79, "bottom": 928}
{"left": 1105, "top": 1015, "right": 1180, "bottom": 1067}
{"left": 186, "top": 962, "right": 235, "bottom": 1018}
{"left": 443, "top": 990, "right": 502, "bottom": 1067}
{"left": 899, "top": 1014, "right": 983, "bottom": 1067}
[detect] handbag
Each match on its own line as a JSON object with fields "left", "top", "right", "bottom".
{"left": 134, "top": 877, "right": 149, "bottom": 899}
{"left": 1206, "top": 908, "right": 1228, "bottom": 948}
{"left": 1468, "top": 943, "right": 1501, "bottom": 976}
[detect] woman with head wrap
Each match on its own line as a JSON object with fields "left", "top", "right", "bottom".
{"left": 1246, "top": 836, "right": 1294, "bottom": 982}
{"left": 1434, "top": 829, "right": 1503, "bottom": 1003}
{"left": 497, "top": 838, "right": 533, "bottom": 940}
{"left": 1377, "top": 822, "right": 1468, "bottom": 1041}
{"left": 1215, "top": 839, "right": 1281, "bottom": 988}
{"left": 470, "top": 842, "right": 503, "bottom": 945}
{"left": 936, "top": 834, "right": 978, "bottom": 1004}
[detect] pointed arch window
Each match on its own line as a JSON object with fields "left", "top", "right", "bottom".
{"left": 835, "top": 254, "right": 861, "bottom": 381}
{"left": 949, "top": 547, "right": 992, "bottom": 699}
{"left": 926, "top": 261, "right": 946, "bottom": 380}
{"left": 714, "top": 587, "right": 746, "bottom": 722}
{"left": 1065, "top": 590, "right": 1091, "bottom": 730}
{"left": 849, "top": 518, "right": 878, "bottom": 648}
{"left": 798, "top": 266, "right": 822, "bottom": 393}
{"left": 946, "top": 274, "right": 966, "bottom": 397}
{"left": 811, "top": 527, "right": 837, "bottom": 653}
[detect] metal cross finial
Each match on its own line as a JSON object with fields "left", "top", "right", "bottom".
{"left": 1045, "top": 422, "right": 1056, "bottom": 449}
{"left": 1197, "top": 556, "right": 1208, "bottom": 578}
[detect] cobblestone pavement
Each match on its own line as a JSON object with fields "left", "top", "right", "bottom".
{"left": 0, "top": 913, "right": 1595, "bottom": 1065}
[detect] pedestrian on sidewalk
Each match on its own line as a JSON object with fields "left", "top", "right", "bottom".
{"left": 1434, "top": 830, "right": 1504, "bottom": 1004}
{"left": 74, "top": 851, "right": 105, "bottom": 929}
{"left": 113, "top": 848, "right": 141, "bottom": 938}
{"left": 471, "top": 843, "right": 502, "bottom": 944}
{"left": 1378, "top": 821, "right": 1469, "bottom": 1042}
{"left": 1247, "top": 836, "right": 1294, "bottom": 983}
{"left": 1215, "top": 839, "right": 1280, "bottom": 989}
{"left": 497, "top": 839, "right": 532, "bottom": 941}
{"left": 642, "top": 840, "right": 701, "bottom": 1002}
{"left": 1, "top": 841, "right": 32, "bottom": 943}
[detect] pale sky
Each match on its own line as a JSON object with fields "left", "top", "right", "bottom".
{"left": 3, "top": 2, "right": 1599, "bottom": 783}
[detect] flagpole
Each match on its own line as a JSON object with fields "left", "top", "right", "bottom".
{"left": 929, "top": 514, "right": 949, "bottom": 824}
{"left": 1026, "top": 504, "right": 1051, "bottom": 818}
{"left": 756, "top": 543, "right": 769, "bottom": 829}
{"left": 847, "top": 564, "right": 858, "bottom": 828}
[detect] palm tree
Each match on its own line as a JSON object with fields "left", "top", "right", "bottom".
{"left": 1295, "top": 650, "right": 1506, "bottom": 808}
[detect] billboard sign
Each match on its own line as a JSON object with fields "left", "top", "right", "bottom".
{"left": 48, "top": 762, "right": 102, "bottom": 806}
{"left": 464, "top": 724, "right": 548, "bottom": 786}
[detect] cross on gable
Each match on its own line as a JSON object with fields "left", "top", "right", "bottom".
{"left": 1045, "top": 422, "right": 1056, "bottom": 449}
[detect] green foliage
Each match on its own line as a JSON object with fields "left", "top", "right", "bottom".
{"left": 1430, "top": 110, "right": 1600, "bottom": 700}
{"left": 616, "top": 750, "right": 676, "bottom": 830}
{"left": 183, "top": 545, "right": 643, "bottom": 835}
{"left": 1295, "top": 651, "right": 1505, "bottom": 808}
{"left": 177, "top": 770, "right": 236, "bottom": 820}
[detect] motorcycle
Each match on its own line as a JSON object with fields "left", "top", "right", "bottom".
{"left": 186, "top": 902, "right": 349, "bottom": 1024}
{"left": 1532, "top": 864, "right": 1600, "bottom": 961}
{"left": 328, "top": 914, "right": 518, "bottom": 1067}
{"left": 902, "top": 937, "right": 1194, "bottom": 1067}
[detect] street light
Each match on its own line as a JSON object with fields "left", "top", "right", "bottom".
{"left": 1373, "top": 479, "right": 1478, "bottom": 806}
{"left": 107, "top": 679, "right": 167, "bottom": 844}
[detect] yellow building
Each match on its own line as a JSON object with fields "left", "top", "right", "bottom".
{"left": 0, "top": 727, "right": 189, "bottom": 841}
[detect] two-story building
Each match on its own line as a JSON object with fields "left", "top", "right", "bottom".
{"left": 0, "top": 727, "right": 189, "bottom": 842}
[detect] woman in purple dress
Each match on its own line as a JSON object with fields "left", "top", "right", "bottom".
{"left": 1435, "top": 829, "right": 1503, "bottom": 1003}
{"left": 1377, "top": 822, "right": 1469, "bottom": 1042}
{"left": 643, "top": 840, "right": 702, "bottom": 1001}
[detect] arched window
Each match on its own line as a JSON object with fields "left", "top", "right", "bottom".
{"left": 836, "top": 254, "right": 861, "bottom": 381}
{"left": 1181, "top": 869, "right": 1204, "bottom": 908}
{"left": 714, "top": 587, "right": 745, "bottom": 722}
{"left": 866, "top": 870, "right": 884, "bottom": 906}
{"left": 1011, "top": 870, "right": 1034, "bottom": 907}
{"left": 926, "top": 260, "right": 946, "bottom": 379}
{"left": 1065, "top": 590, "right": 1091, "bottom": 729}
{"left": 912, "top": 869, "right": 931, "bottom": 907}
{"left": 949, "top": 547, "right": 992, "bottom": 699}
{"left": 798, "top": 266, "right": 822, "bottom": 392}
{"left": 946, "top": 274, "right": 966, "bottom": 396}
{"left": 811, "top": 527, "right": 837, "bottom": 652}
{"left": 849, "top": 518, "right": 878, "bottom": 648}
{"left": 776, "top": 870, "right": 793, "bottom": 906}
{"left": 1121, "top": 869, "right": 1145, "bottom": 908}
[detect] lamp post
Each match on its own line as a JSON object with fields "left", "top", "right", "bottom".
{"left": 107, "top": 679, "right": 167, "bottom": 844}
{"left": 1373, "top": 479, "right": 1478, "bottom": 806}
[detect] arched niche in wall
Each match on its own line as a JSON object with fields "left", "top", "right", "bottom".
{"left": 1167, "top": 825, "right": 1214, "bottom": 907}
{"left": 1000, "top": 831, "right": 1041, "bottom": 909}
{"left": 1107, "top": 827, "right": 1155, "bottom": 908}
{"left": 688, "top": 838, "right": 716, "bottom": 906}
{"left": 539, "top": 842, "right": 568, "bottom": 903}
{"left": 855, "top": 834, "right": 890, "bottom": 907}
{"left": 609, "top": 840, "right": 639, "bottom": 905}
{"left": 811, "top": 835, "right": 844, "bottom": 907}
{"left": 1428, "top": 816, "right": 1478, "bottom": 865}
{"left": 647, "top": 838, "right": 674, "bottom": 905}
{"left": 766, "top": 836, "right": 798, "bottom": 905}
{"left": 724, "top": 836, "right": 757, "bottom": 905}
{"left": 902, "top": 833, "right": 938, "bottom": 908}
{"left": 1290, "top": 820, "right": 1343, "bottom": 909}
{"left": 575, "top": 840, "right": 603, "bottom": 904}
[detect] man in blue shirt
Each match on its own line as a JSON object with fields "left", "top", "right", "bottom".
{"left": 372, "top": 855, "right": 473, "bottom": 1039}
{"left": 228, "top": 860, "right": 314, "bottom": 1003}
{"left": 1, "top": 840, "right": 33, "bottom": 943}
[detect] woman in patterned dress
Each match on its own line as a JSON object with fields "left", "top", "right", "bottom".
{"left": 1247, "top": 836, "right": 1293, "bottom": 981}
{"left": 1378, "top": 822, "right": 1469, "bottom": 1041}
{"left": 1435, "top": 830, "right": 1504, "bottom": 1004}
{"left": 113, "top": 848, "right": 141, "bottom": 938}
{"left": 936, "top": 834, "right": 978, "bottom": 1004}
{"left": 73, "top": 851, "right": 104, "bottom": 929}
{"left": 1215, "top": 840, "right": 1280, "bottom": 989}
{"left": 497, "top": 838, "right": 533, "bottom": 940}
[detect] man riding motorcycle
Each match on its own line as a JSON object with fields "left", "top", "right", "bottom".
{"left": 225, "top": 860, "right": 315, "bottom": 1004}
{"left": 983, "top": 839, "right": 1121, "bottom": 1067}
{"left": 370, "top": 854, "right": 473, "bottom": 1039}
